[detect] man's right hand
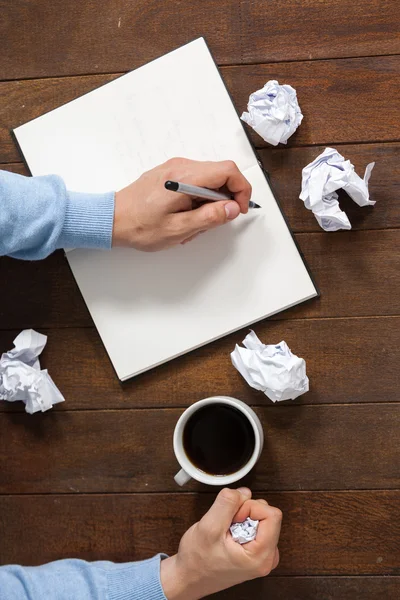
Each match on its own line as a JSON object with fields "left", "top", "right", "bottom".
{"left": 112, "top": 158, "right": 252, "bottom": 251}
{"left": 160, "top": 487, "right": 282, "bottom": 600}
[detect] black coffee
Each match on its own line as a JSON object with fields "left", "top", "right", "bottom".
{"left": 183, "top": 404, "right": 255, "bottom": 475}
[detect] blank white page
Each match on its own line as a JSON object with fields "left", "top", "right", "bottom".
{"left": 14, "top": 38, "right": 318, "bottom": 380}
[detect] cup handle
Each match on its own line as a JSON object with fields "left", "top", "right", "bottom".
{"left": 174, "top": 468, "right": 191, "bottom": 486}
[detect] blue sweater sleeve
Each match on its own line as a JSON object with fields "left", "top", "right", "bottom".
{"left": 0, "top": 170, "right": 115, "bottom": 260}
{"left": 0, "top": 555, "right": 168, "bottom": 600}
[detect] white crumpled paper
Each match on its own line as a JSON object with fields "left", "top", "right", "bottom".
{"left": 241, "top": 80, "right": 303, "bottom": 146}
{"left": 0, "top": 329, "right": 65, "bottom": 414}
{"left": 230, "top": 517, "right": 259, "bottom": 545}
{"left": 299, "top": 147, "right": 375, "bottom": 231}
{"left": 231, "top": 331, "right": 309, "bottom": 403}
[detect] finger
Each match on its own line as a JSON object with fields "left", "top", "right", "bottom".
{"left": 236, "top": 487, "right": 252, "bottom": 497}
{"left": 173, "top": 200, "right": 240, "bottom": 240}
{"left": 249, "top": 506, "right": 282, "bottom": 551}
{"left": 232, "top": 498, "right": 271, "bottom": 524}
{"left": 180, "top": 233, "right": 200, "bottom": 245}
{"left": 193, "top": 161, "right": 252, "bottom": 214}
{"left": 180, "top": 229, "right": 207, "bottom": 245}
{"left": 200, "top": 488, "right": 251, "bottom": 534}
{"left": 165, "top": 159, "right": 252, "bottom": 214}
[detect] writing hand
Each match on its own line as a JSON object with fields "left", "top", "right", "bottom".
{"left": 112, "top": 158, "right": 251, "bottom": 250}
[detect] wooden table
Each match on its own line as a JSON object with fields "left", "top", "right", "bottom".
{"left": 1, "top": 1, "right": 399, "bottom": 598}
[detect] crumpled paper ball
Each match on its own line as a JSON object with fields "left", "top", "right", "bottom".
{"left": 241, "top": 80, "right": 303, "bottom": 146}
{"left": 0, "top": 329, "right": 65, "bottom": 414}
{"left": 231, "top": 331, "right": 309, "bottom": 402}
{"left": 299, "top": 147, "right": 375, "bottom": 232}
{"left": 230, "top": 517, "right": 259, "bottom": 544}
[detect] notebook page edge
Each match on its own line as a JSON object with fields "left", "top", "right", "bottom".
{"left": 242, "top": 163, "right": 320, "bottom": 299}
{"left": 200, "top": 36, "right": 258, "bottom": 173}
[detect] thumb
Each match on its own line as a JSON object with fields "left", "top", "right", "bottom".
{"left": 200, "top": 488, "right": 252, "bottom": 535}
{"left": 176, "top": 200, "right": 240, "bottom": 239}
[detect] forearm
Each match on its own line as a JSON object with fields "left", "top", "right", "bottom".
{"left": 0, "top": 555, "right": 168, "bottom": 600}
{"left": 0, "top": 170, "right": 114, "bottom": 260}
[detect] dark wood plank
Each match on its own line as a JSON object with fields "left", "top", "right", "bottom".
{"left": 0, "top": 1, "right": 243, "bottom": 81}
{"left": 224, "top": 56, "right": 400, "bottom": 149}
{"left": 215, "top": 577, "right": 400, "bottom": 600}
{"left": 0, "top": 162, "right": 25, "bottom": 174}
{"left": 1, "top": 1, "right": 399, "bottom": 80}
{"left": 0, "top": 492, "right": 399, "bottom": 575}
{"left": 1, "top": 405, "right": 400, "bottom": 493}
{"left": 4, "top": 142, "right": 399, "bottom": 232}
{"left": 240, "top": 0, "right": 400, "bottom": 65}
{"left": 1, "top": 229, "right": 398, "bottom": 329}
{"left": 0, "top": 317, "right": 397, "bottom": 411}
{"left": 285, "top": 229, "right": 400, "bottom": 320}
{"left": 0, "top": 251, "right": 92, "bottom": 328}
{"left": 1, "top": 57, "right": 400, "bottom": 163}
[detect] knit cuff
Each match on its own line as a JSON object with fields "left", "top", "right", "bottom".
{"left": 106, "top": 554, "right": 168, "bottom": 600}
{"left": 58, "top": 190, "right": 115, "bottom": 250}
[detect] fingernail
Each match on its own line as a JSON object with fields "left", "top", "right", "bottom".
{"left": 225, "top": 201, "right": 240, "bottom": 220}
{"left": 237, "top": 487, "right": 251, "bottom": 498}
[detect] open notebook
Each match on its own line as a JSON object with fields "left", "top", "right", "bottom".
{"left": 14, "top": 38, "right": 318, "bottom": 381}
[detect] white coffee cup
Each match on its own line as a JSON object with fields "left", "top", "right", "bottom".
{"left": 173, "top": 396, "right": 264, "bottom": 486}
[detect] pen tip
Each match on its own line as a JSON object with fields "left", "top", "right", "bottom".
{"left": 251, "top": 202, "right": 261, "bottom": 209}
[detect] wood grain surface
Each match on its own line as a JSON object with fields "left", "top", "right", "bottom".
{"left": 1, "top": 0, "right": 399, "bottom": 79}
{"left": 1, "top": 56, "right": 400, "bottom": 163}
{"left": 0, "top": 316, "right": 397, "bottom": 411}
{"left": 1, "top": 405, "right": 399, "bottom": 493}
{"left": 1, "top": 0, "right": 399, "bottom": 595}
{"left": 1, "top": 493, "right": 399, "bottom": 576}
{"left": 214, "top": 577, "right": 400, "bottom": 600}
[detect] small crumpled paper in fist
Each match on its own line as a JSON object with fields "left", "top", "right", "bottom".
{"left": 241, "top": 80, "right": 303, "bottom": 146}
{"left": 299, "top": 147, "right": 375, "bottom": 231}
{"left": 230, "top": 517, "right": 259, "bottom": 545}
{"left": 0, "top": 329, "right": 65, "bottom": 414}
{"left": 231, "top": 331, "right": 309, "bottom": 403}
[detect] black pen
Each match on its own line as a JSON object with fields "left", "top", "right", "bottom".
{"left": 165, "top": 180, "right": 261, "bottom": 209}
